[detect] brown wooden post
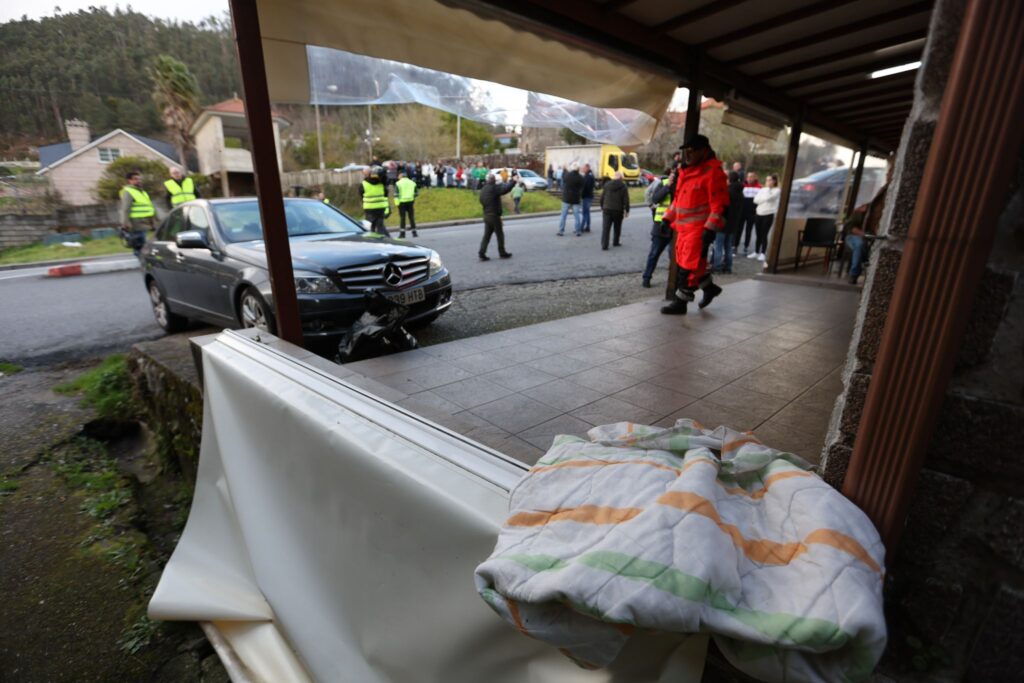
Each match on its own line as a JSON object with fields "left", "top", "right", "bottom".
{"left": 766, "top": 109, "right": 802, "bottom": 274}
{"left": 842, "top": 0, "right": 1024, "bottom": 551}
{"left": 843, "top": 142, "right": 869, "bottom": 220}
{"left": 228, "top": 0, "right": 304, "bottom": 346}
{"left": 665, "top": 84, "right": 702, "bottom": 300}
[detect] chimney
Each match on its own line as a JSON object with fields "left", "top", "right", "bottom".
{"left": 65, "top": 119, "right": 90, "bottom": 151}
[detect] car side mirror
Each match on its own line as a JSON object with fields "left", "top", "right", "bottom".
{"left": 176, "top": 230, "right": 208, "bottom": 249}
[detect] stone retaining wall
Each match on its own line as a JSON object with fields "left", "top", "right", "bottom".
{"left": 0, "top": 213, "right": 54, "bottom": 248}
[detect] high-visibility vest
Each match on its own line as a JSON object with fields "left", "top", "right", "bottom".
{"left": 121, "top": 185, "right": 155, "bottom": 219}
{"left": 361, "top": 180, "right": 388, "bottom": 211}
{"left": 654, "top": 178, "right": 672, "bottom": 222}
{"left": 395, "top": 177, "right": 416, "bottom": 204}
{"left": 164, "top": 177, "right": 196, "bottom": 206}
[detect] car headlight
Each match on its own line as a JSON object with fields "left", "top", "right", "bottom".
{"left": 428, "top": 250, "right": 444, "bottom": 277}
{"left": 294, "top": 270, "right": 340, "bottom": 294}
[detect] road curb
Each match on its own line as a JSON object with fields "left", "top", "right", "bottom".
{"left": 0, "top": 253, "right": 136, "bottom": 272}
{"left": 46, "top": 260, "right": 139, "bottom": 278}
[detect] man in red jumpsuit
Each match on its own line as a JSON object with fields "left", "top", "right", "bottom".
{"left": 660, "top": 134, "right": 728, "bottom": 315}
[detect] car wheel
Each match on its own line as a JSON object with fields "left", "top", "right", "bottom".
{"left": 238, "top": 287, "right": 277, "bottom": 334}
{"left": 148, "top": 280, "right": 188, "bottom": 333}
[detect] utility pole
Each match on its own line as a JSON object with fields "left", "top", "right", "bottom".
{"left": 368, "top": 105, "right": 374, "bottom": 160}
{"left": 314, "top": 102, "right": 324, "bottom": 170}
{"left": 456, "top": 113, "right": 461, "bottom": 159}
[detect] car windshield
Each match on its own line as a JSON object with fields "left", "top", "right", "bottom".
{"left": 212, "top": 200, "right": 364, "bottom": 243}
{"left": 621, "top": 154, "right": 638, "bottom": 170}
{"left": 517, "top": 170, "right": 538, "bottom": 178}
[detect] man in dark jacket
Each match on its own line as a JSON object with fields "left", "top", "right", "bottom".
{"left": 580, "top": 164, "right": 596, "bottom": 233}
{"left": 557, "top": 163, "right": 584, "bottom": 236}
{"left": 478, "top": 172, "right": 516, "bottom": 260}
{"left": 714, "top": 171, "right": 744, "bottom": 273}
{"left": 641, "top": 168, "right": 676, "bottom": 287}
{"left": 599, "top": 171, "right": 630, "bottom": 250}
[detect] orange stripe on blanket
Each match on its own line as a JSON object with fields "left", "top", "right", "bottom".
{"left": 657, "top": 491, "right": 880, "bottom": 572}
{"left": 805, "top": 528, "right": 882, "bottom": 573}
{"left": 531, "top": 459, "right": 684, "bottom": 476}
{"left": 507, "top": 599, "right": 532, "bottom": 638}
{"left": 508, "top": 505, "right": 643, "bottom": 527}
{"left": 722, "top": 436, "right": 761, "bottom": 453}
{"left": 719, "top": 469, "right": 812, "bottom": 499}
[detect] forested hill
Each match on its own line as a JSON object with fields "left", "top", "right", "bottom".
{"left": 0, "top": 9, "right": 241, "bottom": 156}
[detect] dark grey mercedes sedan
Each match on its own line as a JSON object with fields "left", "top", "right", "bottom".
{"left": 140, "top": 198, "right": 452, "bottom": 343}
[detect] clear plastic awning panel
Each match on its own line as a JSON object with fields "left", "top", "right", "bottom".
{"left": 256, "top": 0, "right": 678, "bottom": 147}
{"left": 307, "top": 46, "right": 658, "bottom": 146}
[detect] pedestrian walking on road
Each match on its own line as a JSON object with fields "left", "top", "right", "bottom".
{"left": 599, "top": 171, "right": 629, "bottom": 249}
{"left": 580, "top": 164, "right": 595, "bottom": 233}
{"left": 478, "top": 172, "right": 516, "bottom": 261}
{"left": 120, "top": 170, "right": 155, "bottom": 258}
{"left": 641, "top": 169, "right": 675, "bottom": 287}
{"left": 752, "top": 174, "right": 780, "bottom": 262}
{"left": 661, "top": 134, "right": 728, "bottom": 315}
{"left": 395, "top": 172, "right": 419, "bottom": 238}
{"left": 511, "top": 181, "right": 525, "bottom": 214}
{"left": 557, "top": 163, "right": 583, "bottom": 236}
{"left": 360, "top": 166, "right": 391, "bottom": 236}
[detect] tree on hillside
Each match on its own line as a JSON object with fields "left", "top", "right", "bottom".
{"left": 439, "top": 113, "right": 500, "bottom": 155}
{"left": 95, "top": 156, "right": 177, "bottom": 202}
{"left": 150, "top": 55, "right": 200, "bottom": 167}
{"left": 377, "top": 106, "right": 452, "bottom": 160}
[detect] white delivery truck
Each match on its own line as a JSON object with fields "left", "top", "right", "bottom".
{"left": 544, "top": 144, "right": 641, "bottom": 185}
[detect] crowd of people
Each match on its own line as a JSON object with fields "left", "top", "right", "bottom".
{"left": 366, "top": 157, "right": 510, "bottom": 191}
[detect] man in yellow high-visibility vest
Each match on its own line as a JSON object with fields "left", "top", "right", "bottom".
{"left": 359, "top": 166, "right": 391, "bottom": 236}
{"left": 119, "top": 170, "right": 155, "bottom": 257}
{"left": 394, "top": 172, "right": 418, "bottom": 238}
{"left": 163, "top": 166, "right": 198, "bottom": 208}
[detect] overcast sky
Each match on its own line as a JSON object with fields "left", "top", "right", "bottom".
{"left": 0, "top": 0, "right": 228, "bottom": 25}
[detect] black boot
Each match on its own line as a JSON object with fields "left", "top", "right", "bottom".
{"left": 698, "top": 279, "right": 723, "bottom": 309}
{"left": 660, "top": 297, "right": 688, "bottom": 315}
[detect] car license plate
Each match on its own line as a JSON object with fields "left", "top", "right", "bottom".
{"left": 386, "top": 288, "right": 426, "bottom": 306}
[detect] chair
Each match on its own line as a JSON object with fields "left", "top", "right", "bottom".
{"left": 795, "top": 218, "right": 838, "bottom": 272}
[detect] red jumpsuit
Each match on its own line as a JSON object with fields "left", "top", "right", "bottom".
{"left": 662, "top": 155, "right": 728, "bottom": 294}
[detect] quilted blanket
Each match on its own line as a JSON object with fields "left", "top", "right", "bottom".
{"left": 475, "top": 420, "right": 886, "bottom": 682}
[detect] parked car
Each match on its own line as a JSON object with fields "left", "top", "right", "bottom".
{"left": 788, "top": 166, "right": 886, "bottom": 217}
{"left": 639, "top": 168, "right": 658, "bottom": 186}
{"left": 488, "top": 168, "right": 548, "bottom": 190}
{"left": 141, "top": 198, "right": 452, "bottom": 344}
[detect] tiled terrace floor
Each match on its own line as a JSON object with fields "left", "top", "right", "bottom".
{"left": 341, "top": 279, "right": 859, "bottom": 466}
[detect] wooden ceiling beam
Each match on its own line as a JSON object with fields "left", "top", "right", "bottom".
{"left": 726, "top": 1, "right": 932, "bottom": 67}
{"left": 754, "top": 30, "right": 927, "bottom": 80}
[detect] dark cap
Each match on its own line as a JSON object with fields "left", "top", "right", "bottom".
{"left": 679, "top": 134, "right": 710, "bottom": 151}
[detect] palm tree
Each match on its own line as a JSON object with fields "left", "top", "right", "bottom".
{"left": 149, "top": 55, "right": 200, "bottom": 168}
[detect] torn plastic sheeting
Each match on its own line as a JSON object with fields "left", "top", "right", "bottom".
{"left": 306, "top": 45, "right": 659, "bottom": 147}
{"left": 149, "top": 331, "right": 707, "bottom": 681}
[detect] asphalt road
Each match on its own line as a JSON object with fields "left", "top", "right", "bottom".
{"left": 0, "top": 211, "right": 663, "bottom": 365}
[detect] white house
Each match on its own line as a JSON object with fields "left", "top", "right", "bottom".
{"left": 191, "top": 98, "right": 289, "bottom": 197}
{"left": 36, "top": 119, "right": 182, "bottom": 206}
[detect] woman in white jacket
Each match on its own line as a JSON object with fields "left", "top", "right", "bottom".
{"left": 752, "top": 175, "right": 781, "bottom": 261}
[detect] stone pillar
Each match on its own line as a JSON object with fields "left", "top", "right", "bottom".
{"left": 820, "top": 0, "right": 1024, "bottom": 677}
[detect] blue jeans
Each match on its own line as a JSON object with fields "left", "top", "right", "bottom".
{"left": 580, "top": 197, "right": 593, "bottom": 231}
{"left": 847, "top": 233, "right": 865, "bottom": 276}
{"left": 559, "top": 202, "right": 581, "bottom": 235}
{"left": 642, "top": 232, "right": 672, "bottom": 283}
{"left": 713, "top": 231, "right": 733, "bottom": 273}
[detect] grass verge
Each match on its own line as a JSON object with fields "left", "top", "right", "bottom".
{"left": 0, "top": 235, "right": 131, "bottom": 266}
{"left": 0, "top": 361, "right": 23, "bottom": 375}
{"left": 54, "top": 355, "right": 137, "bottom": 421}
